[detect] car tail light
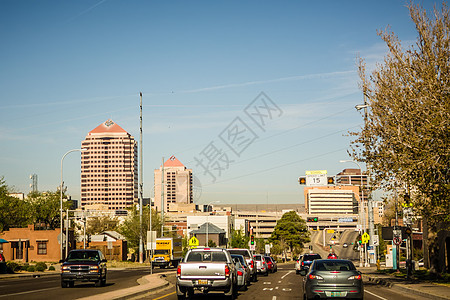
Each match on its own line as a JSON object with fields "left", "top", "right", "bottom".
{"left": 348, "top": 274, "right": 362, "bottom": 280}
{"left": 177, "top": 265, "right": 181, "bottom": 277}
{"left": 308, "top": 274, "right": 324, "bottom": 280}
{"left": 237, "top": 270, "right": 243, "bottom": 276}
{"left": 301, "top": 262, "right": 304, "bottom": 266}
{"left": 251, "top": 260, "right": 254, "bottom": 268}
{"left": 225, "top": 265, "right": 230, "bottom": 277}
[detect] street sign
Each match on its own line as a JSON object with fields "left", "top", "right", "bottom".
{"left": 189, "top": 236, "right": 199, "bottom": 248}
{"left": 362, "top": 232, "right": 370, "bottom": 244}
{"left": 393, "top": 229, "right": 402, "bottom": 241}
{"left": 265, "top": 244, "right": 271, "bottom": 254}
{"left": 393, "top": 236, "right": 402, "bottom": 245}
{"left": 372, "top": 234, "right": 379, "bottom": 246}
{"left": 305, "top": 170, "right": 328, "bottom": 186}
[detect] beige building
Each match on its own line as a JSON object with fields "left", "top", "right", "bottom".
{"left": 80, "top": 119, "right": 138, "bottom": 210}
{"left": 154, "top": 156, "right": 193, "bottom": 213}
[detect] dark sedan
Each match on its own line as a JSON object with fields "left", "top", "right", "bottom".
{"left": 300, "top": 259, "right": 364, "bottom": 299}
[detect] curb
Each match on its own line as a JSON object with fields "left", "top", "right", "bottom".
{"left": 77, "top": 271, "right": 172, "bottom": 300}
{"left": 366, "top": 275, "right": 449, "bottom": 300}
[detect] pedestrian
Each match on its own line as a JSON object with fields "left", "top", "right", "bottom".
{"left": 0, "top": 250, "right": 5, "bottom": 262}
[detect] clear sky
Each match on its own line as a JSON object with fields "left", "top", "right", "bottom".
{"left": 0, "top": 0, "right": 438, "bottom": 205}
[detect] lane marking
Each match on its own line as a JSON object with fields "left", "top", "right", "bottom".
{"left": 281, "top": 270, "right": 293, "bottom": 279}
{"left": 0, "top": 287, "right": 60, "bottom": 298}
{"left": 152, "top": 291, "right": 176, "bottom": 300}
{"left": 272, "top": 297, "right": 276, "bottom": 300}
{"left": 365, "top": 289, "right": 388, "bottom": 300}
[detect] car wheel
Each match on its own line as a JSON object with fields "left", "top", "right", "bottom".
{"left": 61, "top": 281, "right": 68, "bottom": 288}
{"left": 252, "top": 273, "right": 257, "bottom": 282}
{"left": 95, "top": 280, "right": 101, "bottom": 287}
{"left": 101, "top": 277, "right": 106, "bottom": 286}
{"left": 224, "top": 283, "right": 235, "bottom": 299}
{"left": 265, "top": 270, "right": 269, "bottom": 276}
{"left": 68, "top": 281, "right": 74, "bottom": 288}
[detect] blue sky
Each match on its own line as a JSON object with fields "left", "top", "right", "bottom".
{"left": 0, "top": 0, "right": 437, "bottom": 205}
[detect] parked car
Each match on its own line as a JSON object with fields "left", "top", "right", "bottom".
{"left": 253, "top": 254, "right": 269, "bottom": 276}
{"left": 327, "top": 253, "right": 338, "bottom": 259}
{"left": 301, "top": 259, "right": 364, "bottom": 299}
{"left": 299, "top": 253, "right": 322, "bottom": 272}
{"left": 231, "top": 254, "right": 250, "bottom": 291}
{"left": 176, "top": 248, "right": 237, "bottom": 299}
{"left": 264, "top": 256, "right": 277, "bottom": 273}
{"left": 60, "top": 249, "right": 107, "bottom": 288}
{"left": 295, "top": 255, "right": 303, "bottom": 274}
{"left": 227, "top": 248, "right": 257, "bottom": 282}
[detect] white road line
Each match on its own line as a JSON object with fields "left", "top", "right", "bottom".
{"left": 0, "top": 287, "right": 60, "bottom": 298}
{"left": 281, "top": 270, "right": 293, "bottom": 279}
{"left": 272, "top": 297, "right": 276, "bottom": 300}
{"left": 365, "top": 289, "right": 388, "bottom": 300}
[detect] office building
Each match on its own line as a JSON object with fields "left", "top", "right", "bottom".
{"left": 80, "top": 119, "right": 138, "bottom": 210}
{"left": 154, "top": 156, "right": 193, "bottom": 213}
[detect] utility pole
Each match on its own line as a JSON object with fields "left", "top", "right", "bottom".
{"left": 139, "top": 92, "right": 144, "bottom": 264}
{"left": 363, "top": 95, "right": 375, "bottom": 264}
{"left": 161, "top": 157, "right": 164, "bottom": 237}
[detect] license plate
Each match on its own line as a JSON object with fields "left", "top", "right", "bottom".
{"left": 197, "top": 280, "right": 208, "bottom": 285}
{"left": 328, "top": 291, "right": 347, "bottom": 297}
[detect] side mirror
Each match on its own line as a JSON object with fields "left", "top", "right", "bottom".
{"left": 299, "top": 269, "right": 307, "bottom": 276}
{"left": 102, "top": 259, "right": 107, "bottom": 263}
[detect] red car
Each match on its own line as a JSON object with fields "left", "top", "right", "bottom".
{"left": 327, "top": 253, "right": 338, "bottom": 259}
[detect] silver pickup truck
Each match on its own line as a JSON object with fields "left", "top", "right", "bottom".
{"left": 176, "top": 247, "right": 237, "bottom": 299}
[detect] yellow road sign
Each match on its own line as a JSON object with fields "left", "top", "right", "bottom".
{"left": 362, "top": 232, "right": 370, "bottom": 244}
{"left": 189, "top": 236, "right": 199, "bottom": 248}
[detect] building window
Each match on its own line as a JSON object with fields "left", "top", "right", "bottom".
{"left": 37, "top": 241, "right": 47, "bottom": 255}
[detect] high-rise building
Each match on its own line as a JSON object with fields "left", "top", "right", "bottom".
{"left": 154, "top": 156, "right": 193, "bottom": 213}
{"left": 80, "top": 119, "right": 138, "bottom": 210}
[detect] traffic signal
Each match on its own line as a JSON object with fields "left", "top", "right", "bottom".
{"left": 307, "top": 217, "right": 318, "bottom": 222}
{"left": 298, "top": 176, "right": 306, "bottom": 185}
{"left": 250, "top": 235, "right": 255, "bottom": 245}
{"left": 327, "top": 176, "right": 335, "bottom": 185}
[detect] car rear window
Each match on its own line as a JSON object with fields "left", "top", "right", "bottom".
{"left": 314, "top": 261, "right": 356, "bottom": 271}
{"left": 303, "top": 254, "right": 321, "bottom": 261}
{"left": 228, "top": 249, "right": 250, "bottom": 258}
{"left": 253, "top": 255, "right": 262, "bottom": 261}
{"left": 186, "top": 251, "right": 227, "bottom": 262}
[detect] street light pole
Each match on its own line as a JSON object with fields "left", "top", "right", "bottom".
{"left": 340, "top": 159, "right": 366, "bottom": 267}
{"left": 206, "top": 201, "right": 219, "bottom": 247}
{"left": 60, "top": 148, "right": 85, "bottom": 261}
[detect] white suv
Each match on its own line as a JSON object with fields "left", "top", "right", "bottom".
{"left": 227, "top": 248, "right": 257, "bottom": 282}
{"left": 253, "top": 254, "right": 269, "bottom": 276}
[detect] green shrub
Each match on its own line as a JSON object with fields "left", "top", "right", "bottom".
{"left": 27, "top": 265, "right": 35, "bottom": 272}
{"left": 35, "top": 262, "right": 47, "bottom": 272}
{"left": 21, "top": 263, "right": 29, "bottom": 271}
{"left": 6, "top": 261, "right": 20, "bottom": 273}
{"left": 48, "top": 265, "right": 55, "bottom": 271}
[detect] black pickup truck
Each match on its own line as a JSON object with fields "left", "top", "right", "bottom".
{"left": 60, "top": 249, "right": 107, "bottom": 288}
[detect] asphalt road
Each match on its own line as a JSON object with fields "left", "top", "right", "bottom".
{"left": 139, "top": 263, "right": 426, "bottom": 300}
{"left": 0, "top": 267, "right": 163, "bottom": 300}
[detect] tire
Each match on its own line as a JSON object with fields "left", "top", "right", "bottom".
{"left": 95, "top": 280, "right": 101, "bottom": 287}
{"left": 68, "top": 281, "right": 74, "bottom": 288}
{"left": 224, "top": 283, "right": 235, "bottom": 299}
{"left": 252, "top": 273, "right": 257, "bottom": 282}
{"left": 265, "top": 270, "right": 269, "bottom": 276}
{"left": 61, "top": 281, "right": 68, "bottom": 288}
{"left": 101, "top": 277, "right": 106, "bottom": 286}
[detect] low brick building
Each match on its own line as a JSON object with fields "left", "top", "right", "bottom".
{"left": 0, "top": 225, "right": 74, "bottom": 263}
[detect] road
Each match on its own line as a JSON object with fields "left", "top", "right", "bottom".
{"left": 139, "top": 263, "right": 425, "bottom": 300}
{"left": 0, "top": 267, "right": 162, "bottom": 300}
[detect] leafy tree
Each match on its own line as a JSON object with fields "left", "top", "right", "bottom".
{"left": 27, "top": 190, "right": 71, "bottom": 229}
{"left": 86, "top": 215, "right": 119, "bottom": 235}
{"left": 229, "top": 229, "right": 249, "bottom": 249}
{"left": 269, "top": 211, "right": 310, "bottom": 258}
{"left": 118, "top": 205, "right": 162, "bottom": 254}
{"left": 351, "top": 1, "right": 449, "bottom": 270}
{"left": 0, "top": 177, "right": 32, "bottom": 231}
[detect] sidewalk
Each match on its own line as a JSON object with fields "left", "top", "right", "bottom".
{"left": 360, "top": 266, "right": 450, "bottom": 300}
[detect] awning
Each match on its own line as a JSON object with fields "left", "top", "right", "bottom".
{"left": 0, "top": 238, "right": 9, "bottom": 243}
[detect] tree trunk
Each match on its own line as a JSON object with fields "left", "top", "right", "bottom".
{"left": 423, "top": 214, "right": 429, "bottom": 269}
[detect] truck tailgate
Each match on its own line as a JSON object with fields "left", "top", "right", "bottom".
{"left": 180, "top": 263, "right": 227, "bottom": 279}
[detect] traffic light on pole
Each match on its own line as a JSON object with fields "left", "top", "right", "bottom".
{"left": 250, "top": 235, "right": 255, "bottom": 245}
{"left": 307, "top": 217, "right": 319, "bottom": 222}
